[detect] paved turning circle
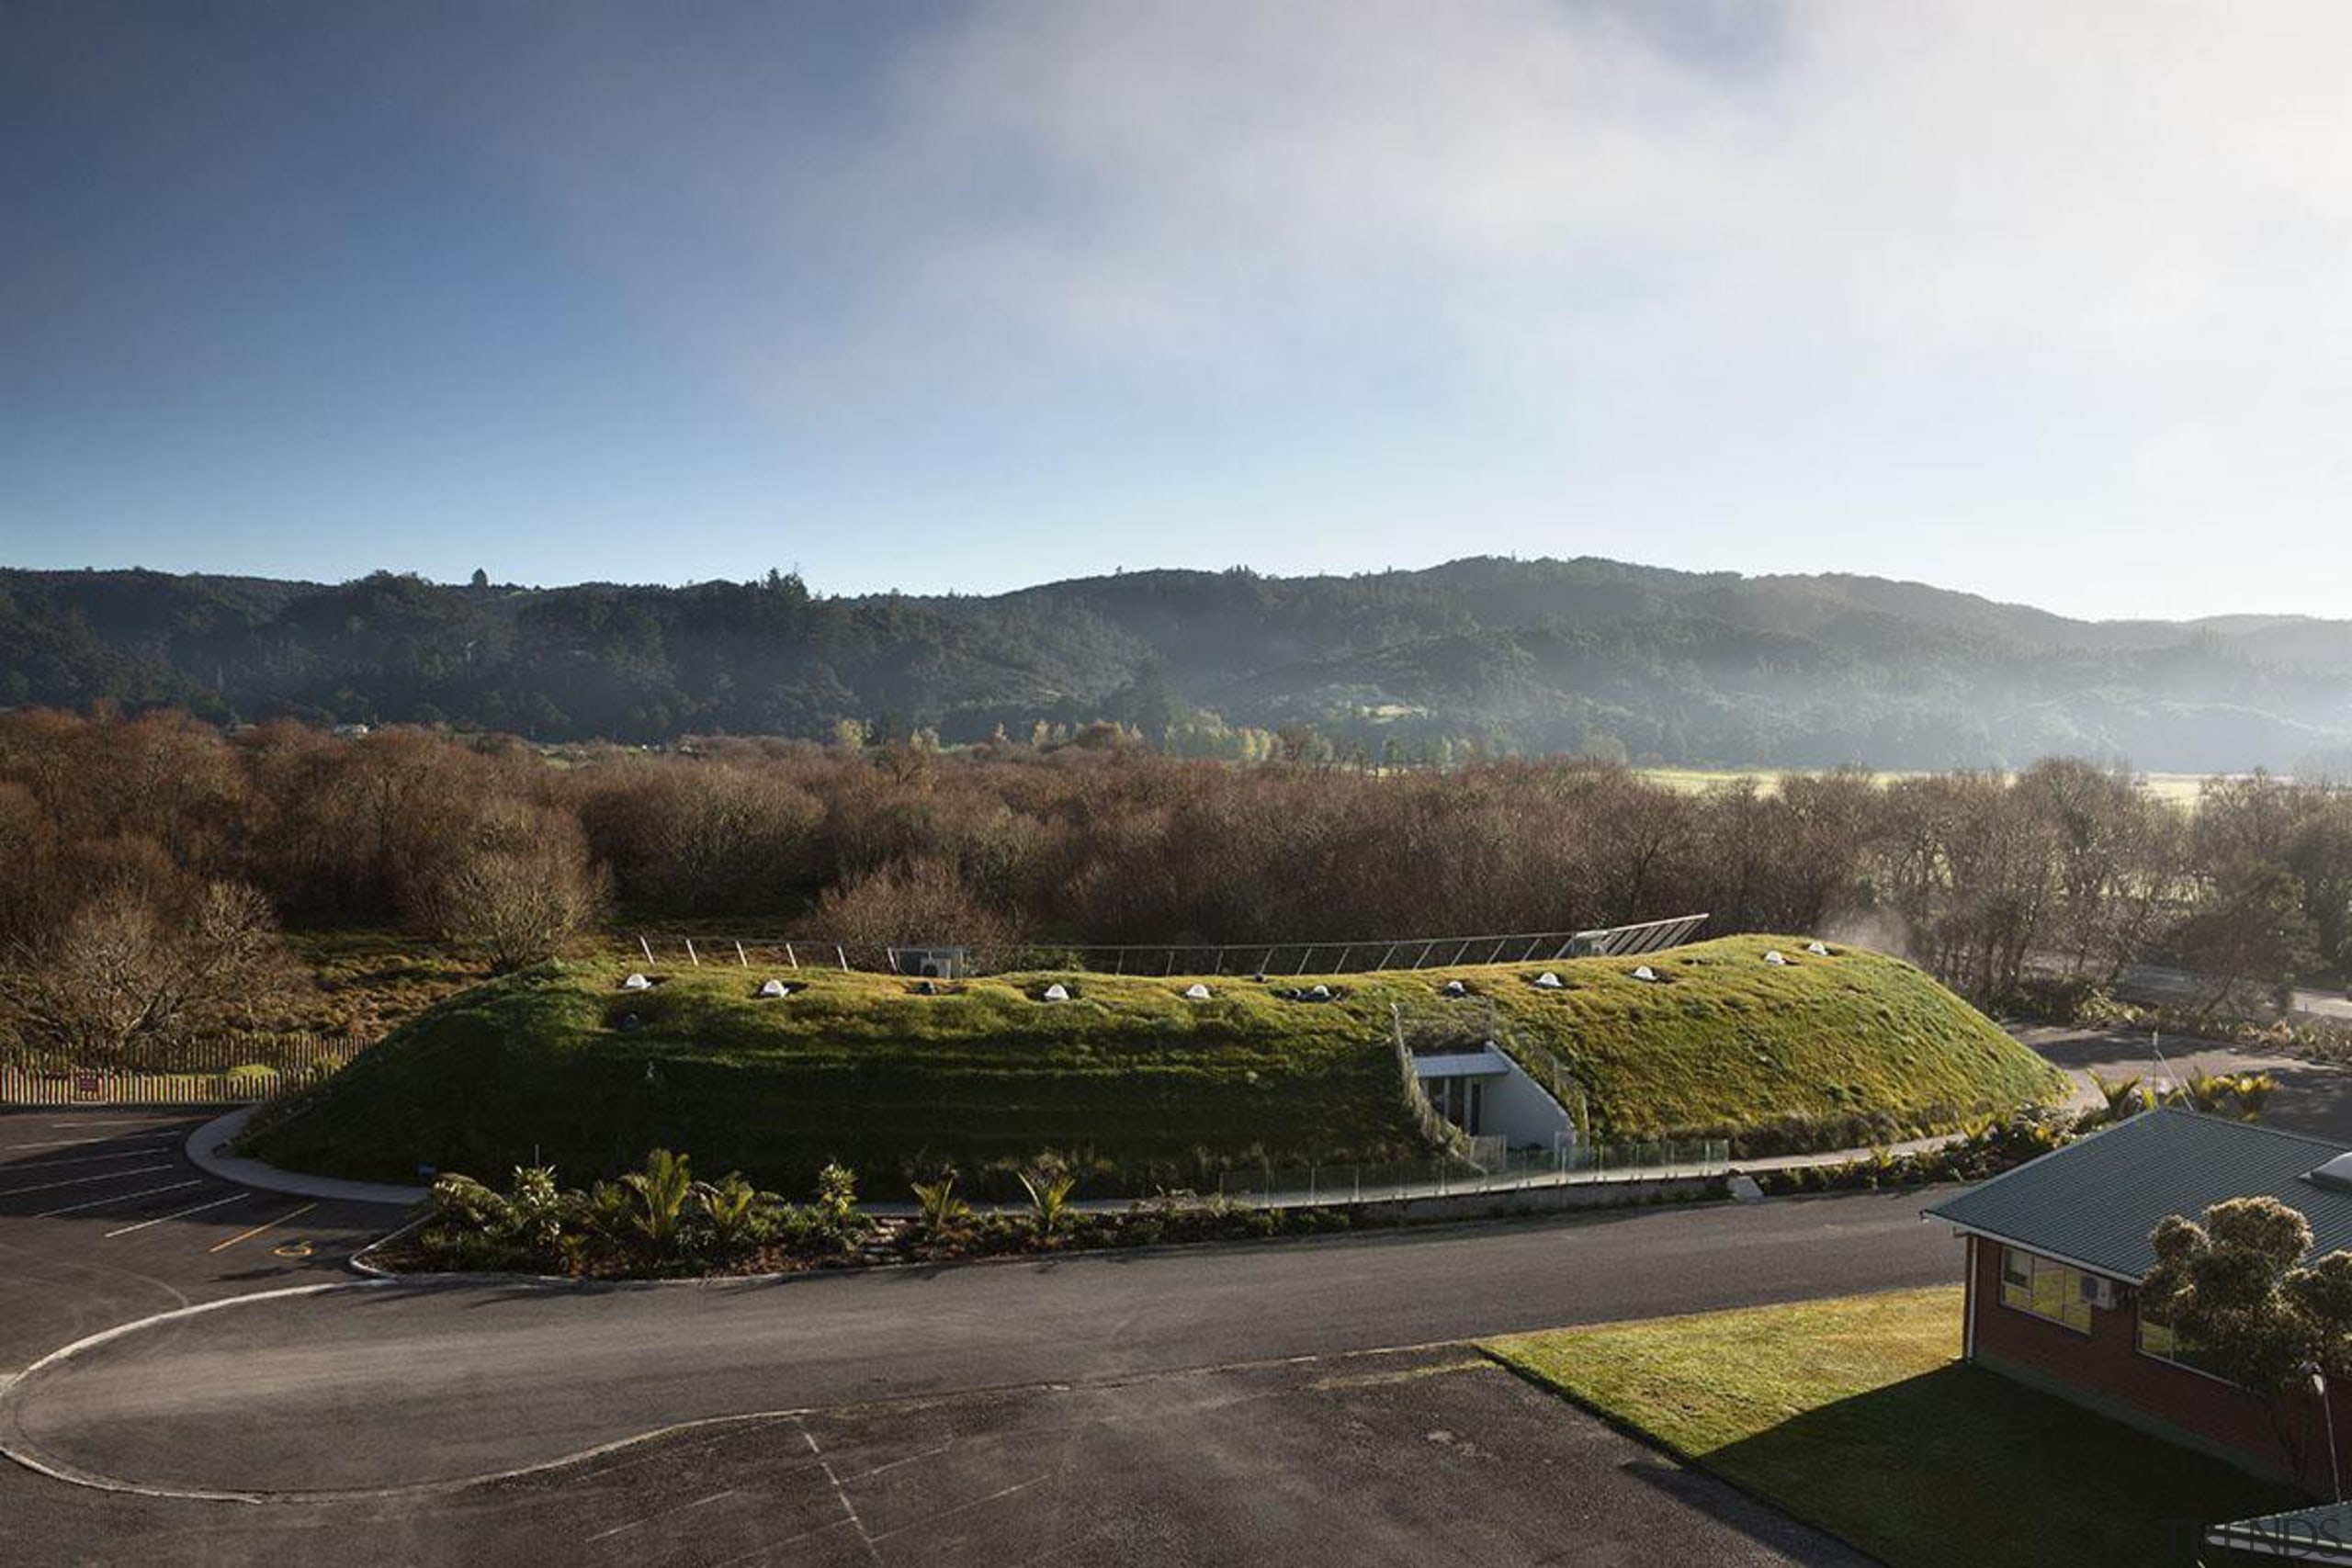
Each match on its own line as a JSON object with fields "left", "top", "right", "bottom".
{"left": 0, "top": 1109, "right": 1954, "bottom": 1564}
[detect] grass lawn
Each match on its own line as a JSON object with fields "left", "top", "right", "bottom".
{"left": 262, "top": 930, "right": 492, "bottom": 1038}
{"left": 1484, "top": 1288, "right": 2301, "bottom": 1568}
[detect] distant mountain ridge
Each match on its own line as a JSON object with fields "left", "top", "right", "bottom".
{"left": 3, "top": 557, "right": 2348, "bottom": 772}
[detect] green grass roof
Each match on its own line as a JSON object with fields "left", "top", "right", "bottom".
{"left": 242, "top": 934, "right": 2059, "bottom": 1196}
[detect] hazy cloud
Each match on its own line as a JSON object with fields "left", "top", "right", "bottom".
{"left": 10, "top": 3, "right": 2352, "bottom": 610}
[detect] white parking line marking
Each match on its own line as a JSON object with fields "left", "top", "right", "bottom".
{"left": 209, "top": 1203, "right": 315, "bottom": 1254}
{"left": 103, "top": 1194, "right": 247, "bottom": 1238}
{"left": 585, "top": 1488, "right": 741, "bottom": 1542}
{"left": 4, "top": 1136, "right": 178, "bottom": 1151}
{"left": 1, "top": 1147, "right": 183, "bottom": 1171}
{"left": 45, "top": 1119, "right": 181, "bottom": 1128}
{"left": 38, "top": 1179, "right": 202, "bottom": 1219}
{"left": 0, "top": 1163, "right": 175, "bottom": 1198}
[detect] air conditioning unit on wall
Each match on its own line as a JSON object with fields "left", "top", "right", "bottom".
{"left": 2079, "top": 1274, "right": 2117, "bottom": 1311}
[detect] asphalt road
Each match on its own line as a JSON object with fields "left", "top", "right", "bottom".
{"left": 2011, "top": 1022, "right": 2352, "bottom": 1144}
{"left": 2112, "top": 961, "right": 2352, "bottom": 1023}
{"left": 6, "top": 1189, "right": 1960, "bottom": 1497}
{"left": 0, "top": 1110, "right": 1955, "bottom": 1565}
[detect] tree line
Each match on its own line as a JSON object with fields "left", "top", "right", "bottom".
{"left": 12, "top": 560, "right": 2352, "bottom": 772}
{"left": 1, "top": 708, "right": 2348, "bottom": 1061}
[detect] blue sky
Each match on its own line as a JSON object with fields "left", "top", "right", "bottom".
{"left": 5, "top": 2, "right": 2351, "bottom": 620}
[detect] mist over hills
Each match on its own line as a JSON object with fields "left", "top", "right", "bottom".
{"left": 4, "top": 558, "right": 2348, "bottom": 773}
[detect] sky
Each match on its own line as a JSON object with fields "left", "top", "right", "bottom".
{"left": 5, "top": 1, "right": 2352, "bottom": 622}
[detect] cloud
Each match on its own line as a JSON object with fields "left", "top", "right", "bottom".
{"left": 20, "top": 3, "right": 2352, "bottom": 609}
{"left": 855, "top": 1, "right": 2352, "bottom": 386}
{"left": 395, "top": 2, "right": 2352, "bottom": 419}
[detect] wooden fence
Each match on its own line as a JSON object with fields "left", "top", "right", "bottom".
{"left": 0, "top": 1033, "right": 368, "bottom": 1107}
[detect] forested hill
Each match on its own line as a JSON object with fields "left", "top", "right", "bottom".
{"left": 4, "top": 558, "right": 2350, "bottom": 772}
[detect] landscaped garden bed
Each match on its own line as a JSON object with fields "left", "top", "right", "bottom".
{"left": 373, "top": 1149, "right": 1430, "bottom": 1280}
{"left": 367, "top": 1146, "right": 1727, "bottom": 1280}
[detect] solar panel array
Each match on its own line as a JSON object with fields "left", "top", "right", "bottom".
{"left": 1567, "top": 913, "right": 1712, "bottom": 958}
{"left": 628, "top": 914, "right": 1713, "bottom": 978}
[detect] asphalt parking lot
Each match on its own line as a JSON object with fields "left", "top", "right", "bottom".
{"left": 0, "top": 1109, "right": 1925, "bottom": 1565}
{"left": 0, "top": 1109, "right": 402, "bottom": 1374}
{"left": 0, "top": 1343, "right": 1869, "bottom": 1568}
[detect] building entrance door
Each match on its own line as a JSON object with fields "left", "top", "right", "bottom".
{"left": 1430, "top": 1076, "right": 1485, "bottom": 1136}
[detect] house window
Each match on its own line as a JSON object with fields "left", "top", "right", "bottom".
{"left": 1999, "top": 1247, "right": 2094, "bottom": 1332}
{"left": 2138, "top": 1306, "right": 2226, "bottom": 1379}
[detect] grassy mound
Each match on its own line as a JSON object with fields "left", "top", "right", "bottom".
{"left": 1477, "top": 935, "right": 2064, "bottom": 1154}
{"left": 242, "top": 935, "right": 2060, "bottom": 1194}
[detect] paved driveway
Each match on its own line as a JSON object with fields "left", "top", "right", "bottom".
{"left": 2009, "top": 1025, "right": 2352, "bottom": 1144}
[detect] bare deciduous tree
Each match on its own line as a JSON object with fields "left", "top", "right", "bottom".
{"left": 417, "top": 808, "right": 608, "bottom": 972}
{"left": 0, "top": 879, "right": 297, "bottom": 1068}
{"left": 811, "top": 855, "right": 1021, "bottom": 953}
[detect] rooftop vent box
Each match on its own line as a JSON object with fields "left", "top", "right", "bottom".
{"left": 2310, "top": 1153, "right": 2352, "bottom": 1192}
{"left": 894, "top": 945, "right": 968, "bottom": 980}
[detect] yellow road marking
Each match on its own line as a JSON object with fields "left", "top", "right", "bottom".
{"left": 209, "top": 1202, "right": 316, "bottom": 1254}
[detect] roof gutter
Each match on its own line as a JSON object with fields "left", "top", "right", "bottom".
{"left": 1921, "top": 1213, "right": 2144, "bottom": 1287}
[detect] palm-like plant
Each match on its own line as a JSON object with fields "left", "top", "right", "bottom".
{"left": 695, "top": 1170, "right": 762, "bottom": 1249}
{"left": 911, "top": 1174, "right": 972, "bottom": 1238}
{"left": 1020, "top": 1166, "right": 1079, "bottom": 1236}
{"left": 2173, "top": 1070, "right": 2236, "bottom": 1115}
{"left": 2232, "top": 1072, "right": 2278, "bottom": 1122}
{"left": 621, "top": 1147, "right": 695, "bottom": 1254}
{"left": 2087, "top": 1069, "right": 2149, "bottom": 1125}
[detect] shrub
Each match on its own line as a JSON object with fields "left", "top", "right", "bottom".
{"left": 808, "top": 1161, "right": 871, "bottom": 1253}
{"left": 504, "top": 1163, "right": 566, "bottom": 1254}
{"left": 429, "top": 1171, "right": 509, "bottom": 1232}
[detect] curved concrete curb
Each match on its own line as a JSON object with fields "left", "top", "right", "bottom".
{"left": 0, "top": 1280, "right": 392, "bottom": 1502}
{"left": 185, "top": 1107, "right": 427, "bottom": 1208}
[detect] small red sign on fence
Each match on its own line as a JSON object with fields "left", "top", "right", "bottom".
{"left": 73, "top": 1072, "right": 103, "bottom": 1099}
